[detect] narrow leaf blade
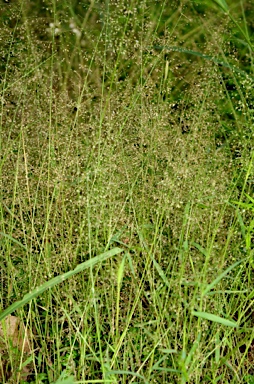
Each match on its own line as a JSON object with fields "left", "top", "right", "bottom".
{"left": 0, "top": 247, "right": 123, "bottom": 321}
{"left": 150, "top": 255, "right": 171, "bottom": 289}
{"left": 192, "top": 311, "right": 238, "bottom": 327}
{"left": 202, "top": 258, "right": 245, "bottom": 296}
{"left": 212, "top": 0, "right": 229, "bottom": 13}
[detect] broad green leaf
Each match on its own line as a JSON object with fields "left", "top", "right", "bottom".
{"left": 192, "top": 311, "right": 238, "bottom": 327}
{"left": 0, "top": 247, "right": 123, "bottom": 321}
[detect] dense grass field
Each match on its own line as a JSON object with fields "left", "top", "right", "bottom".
{"left": 0, "top": 0, "right": 254, "bottom": 383}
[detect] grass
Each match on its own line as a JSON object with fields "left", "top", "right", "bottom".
{"left": 0, "top": 0, "right": 254, "bottom": 383}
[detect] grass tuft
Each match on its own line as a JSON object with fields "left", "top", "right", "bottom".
{"left": 1, "top": 0, "right": 254, "bottom": 382}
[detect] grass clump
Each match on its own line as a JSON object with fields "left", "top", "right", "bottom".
{"left": 0, "top": 0, "right": 254, "bottom": 383}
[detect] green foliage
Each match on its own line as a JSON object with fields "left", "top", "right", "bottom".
{"left": 192, "top": 311, "right": 237, "bottom": 327}
{"left": 1, "top": 0, "right": 254, "bottom": 382}
{"left": 0, "top": 248, "right": 123, "bottom": 321}
{"left": 212, "top": 0, "right": 229, "bottom": 13}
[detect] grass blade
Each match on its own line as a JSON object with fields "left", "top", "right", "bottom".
{"left": 202, "top": 258, "right": 245, "bottom": 296}
{"left": 150, "top": 46, "right": 253, "bottom": 79}
{"left": 53, "top": 375, "right": 75, "bottom": 384}
{"left": 105, "top": 370, "right": 149, "bottom": 384}
{"left": 192, "top": 311, "right": 238, "bottom": 327}
{"left": 150, "top": 255, "right": 171, "bottom": 290}
{"left": 0, "top": 247, "right": 123, "bottom": 321}
{"left": 212, "top": 0, "right": 229, "bottom": 13}
{"left": 191, "top": 241, "right": 208, "bottom": 257}
{"left": 0, "top": 232, "right": 27, "bottom": 251}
